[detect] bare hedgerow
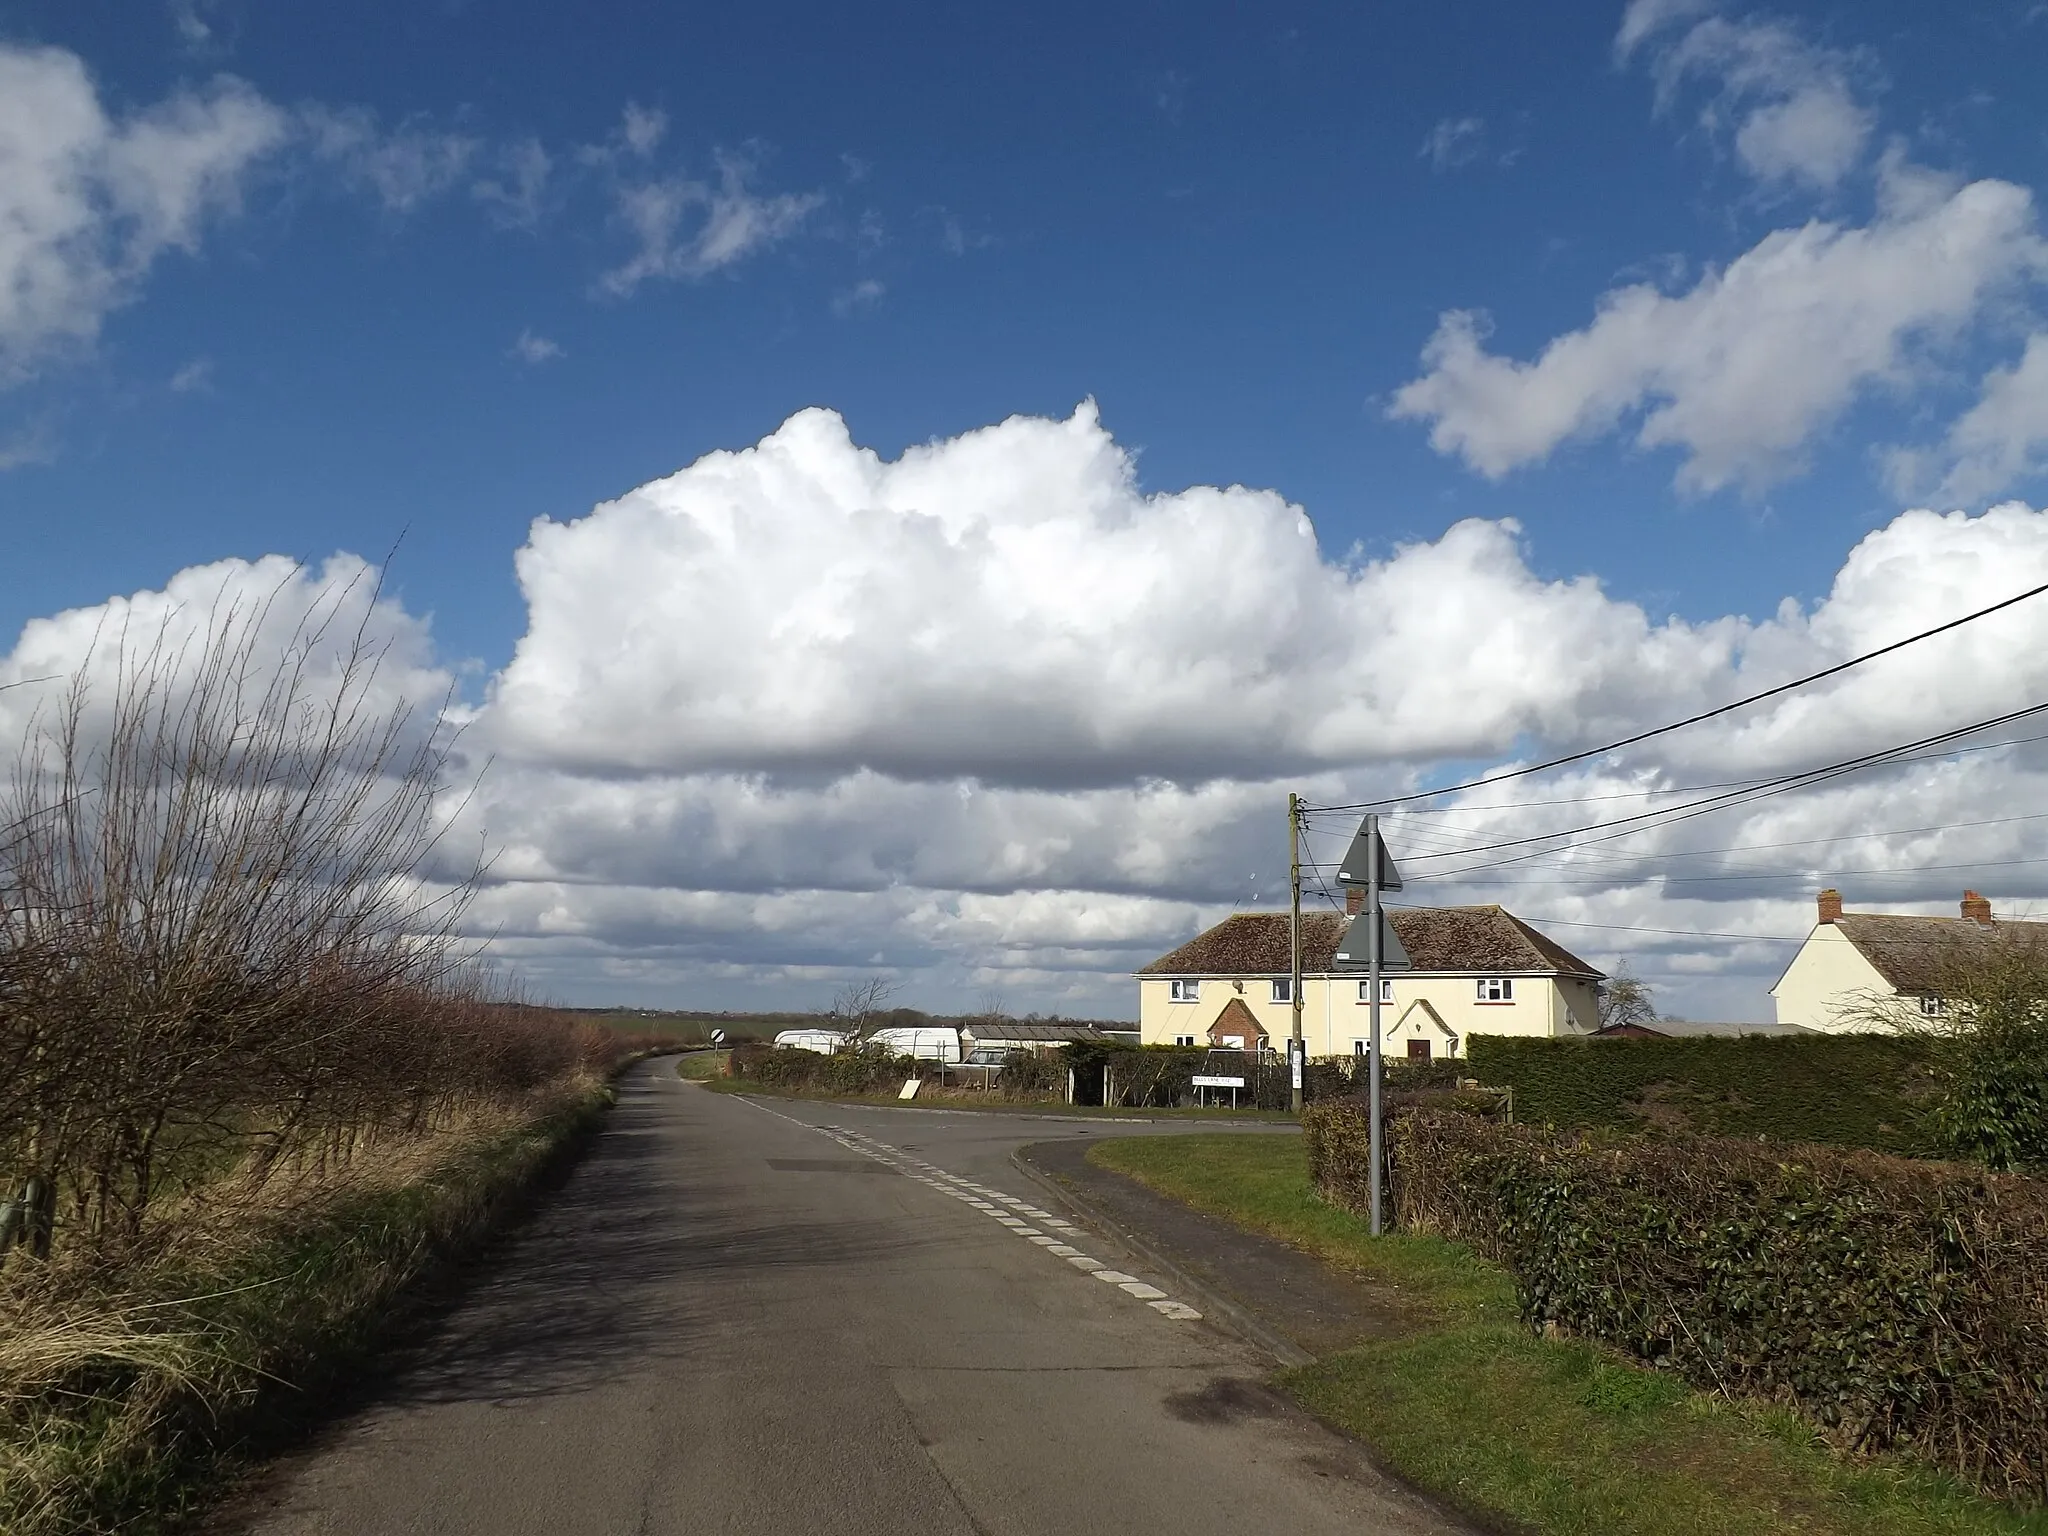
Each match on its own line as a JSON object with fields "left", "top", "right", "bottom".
{"left": 0, "top": 564, "right": 599, "bottom": 1266}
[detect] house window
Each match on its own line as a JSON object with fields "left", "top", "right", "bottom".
{"left": 1173, "top": 1033, "right": 1197, "bottom": 1047}
{"left": 1170, "top": 979, "right": 1200, "bottom": 1003}
{"left": 1357, "top": 979, "right": 1394, "bottom": 1004}
{"left": 1476, "top": 977, "right": 1514, "bottom": 1003}
{"left": 1353, "top": 1039, "right": 1367, "bottom": 1057}
{"left": 1919, "top": 995, "right": 1947, "bottom": 1017}
{"left": 1271, "top": 977, "right": 1293, "bottom": 1003}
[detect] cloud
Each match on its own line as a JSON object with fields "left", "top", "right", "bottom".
{"left": 1391, "top": 173, "right": 2047, "bottom": 491}
{"left": 620, "top": 103, "right": 666, "bottom": 158}
{"left": 169, "top": 0, "right": 217, "bottom": 47}
{"left": 1890, "top": 335, "right": 2048, "bottom": 507}
{"left": 831, "top": 278, "right": 884, "bottom": 316}
{"left": 508, "top": 328, "right": 564, "bottom": 364}
{"left": 23, "top": 410, "right": 2048, "bottom": 1016}
{"left": 457, "top": 409, "right": 2048, "bottom": 1014}
{"left": 0, "top": 553, "right": 451, "bottom": 770}
{"left": 483, "top": 401, "right": 1761, "bottom": 790}
{"left": 1420, "top": 116, "right": 1486, "bottom": 172}
{"left": 303, "top": 105, "right": 480, "bottom": 213}
{"left": 0, "top": 43, "right": 288, "bottom": 384}
{"left": 168, "top": 357, "right": 214, "bottom": 392}
{"left": 599, "top": 151, "right": 823, "bottom": 293}
{"left": 471, "top": 137, "right": 551, "bottom": 229}
{"left": 0, "top": 418, "right": 57, "bottom": 471}
{"left": 1620, "top": 2, "right": 1875, "bottom": 191}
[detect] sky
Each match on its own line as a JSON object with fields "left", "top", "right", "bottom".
{"left": 5, "top": 0, "right": 2048, "bottom": 1021}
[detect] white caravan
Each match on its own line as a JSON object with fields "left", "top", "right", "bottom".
{"left": 868, "top": 1027, "right": 963, "bottom": 1063}
{"left": 773, "top": 1028, "right": 852, "bottom": 1054}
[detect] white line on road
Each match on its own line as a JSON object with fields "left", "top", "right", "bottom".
{"left": 737, "top": 1100, "right": 1203, "bottom": 1323}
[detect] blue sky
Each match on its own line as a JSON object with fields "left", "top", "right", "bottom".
{"left": 8, "top": 0, "right": 2048, "bottom": 1017}
{"left": 9, "top": 0, "right": 2046, "bottom": 661}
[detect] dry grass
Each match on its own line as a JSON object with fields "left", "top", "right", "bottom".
{"left": 0, "top": 1078, "right": 610, "bottom": 1535}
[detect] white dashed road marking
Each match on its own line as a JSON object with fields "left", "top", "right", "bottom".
{"left": 742, "top": 1102, "right": 1203, "bottom": 1323}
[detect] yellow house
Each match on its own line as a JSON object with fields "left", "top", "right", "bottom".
{"left": 1772, "top": 888, "right": 2038, "bottom": 1031}
{"left": 1134, "top": 903, "right": 1603, "bottom": 1060}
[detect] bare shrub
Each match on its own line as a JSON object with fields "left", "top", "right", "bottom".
{"left": 0, "top": 569, "right": 603, "bottom": 1266}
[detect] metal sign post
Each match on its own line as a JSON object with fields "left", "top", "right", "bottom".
{"left": 1332, "top": 814, "right": 1405, "bottom": 1238}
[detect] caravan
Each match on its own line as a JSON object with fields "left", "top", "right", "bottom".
{"left": 868, "top": 1026, "right": 962, "bottom": 1063}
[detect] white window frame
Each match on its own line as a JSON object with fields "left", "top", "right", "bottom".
{"left": 1352, "top": 1039, "right": 1367, "bottom": 1057}
{"left": 1356, "top": 978, "right": 1394, "bottom": 1004}
{"left": 1919, "top": 995, "right": 1947, "bottom": 1017}
{"left": 1270, "top": 976, "right": 1293, "bottom": 1004}
{"left": 1173, "top": 1033, "right": 1197, "bottom": 1047}
{"left": 1169, "top": 978, "right": 1200, "bottom": 1004}
{"left": 1476, "top": 977, "right": 1514, "bottom": 1003}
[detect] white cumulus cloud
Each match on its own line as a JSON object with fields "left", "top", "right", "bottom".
{"left": 23, "top": 411, "right": 2048, "bottom": 1019}
{"left": 482, "top": 402, "right": 1742, "bottom": 787}
{"left": 1390, "top": 173, "right": 2047, "bottom": 492}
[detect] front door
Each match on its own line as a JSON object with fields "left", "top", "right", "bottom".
{"left": 1407, "top": 1039, "right": 1431, "bottom": 1060}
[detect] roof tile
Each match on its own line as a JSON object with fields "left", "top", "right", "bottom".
{"left": 1137, "top": 908, "right": 1601, "bottom": 979}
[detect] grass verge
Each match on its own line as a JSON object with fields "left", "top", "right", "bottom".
{"left": 1089, "top": 1134, "right": 2048, "bottom": 1536}
{"left": 674, "top": 1048, "right": 731, "bottom": 1080}
{"left": 0, "top": 1083, "right": 614, "bottom": 1536}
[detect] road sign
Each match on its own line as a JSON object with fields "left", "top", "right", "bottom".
{"left": 1191, "top": 1075, "right": 1246, "bottom": 1088}
{"left": 1336, "top": 825, "right": 1404, "bottom": 890}
{"left": 1333, "top": 910, "right": 1411, "bottom": 970}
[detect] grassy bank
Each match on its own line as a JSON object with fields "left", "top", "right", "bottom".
{"left": 1090, "top": 1135, "right": 2047, "bottom": 1536}
{"left": 0, "top": 1082, "right": 614, "bottom": 1536}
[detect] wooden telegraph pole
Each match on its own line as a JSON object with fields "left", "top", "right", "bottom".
{"left": 1288, "top": 793, "right": 1304, "bottom": 1115}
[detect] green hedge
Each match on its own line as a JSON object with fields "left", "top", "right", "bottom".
{"left": 728, "top": 1044, "right": 914, "bottom": 1095}
{"left": 1465, "top": 1032, "right": 1937, "bottom": 1153}
{"left": 1306, "top": 1103, "right": 2048, "bottom": 1502}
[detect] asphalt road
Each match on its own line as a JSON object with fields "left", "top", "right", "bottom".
{"left": 223, "top": 1062, "right": 1466, "bottom": 1536}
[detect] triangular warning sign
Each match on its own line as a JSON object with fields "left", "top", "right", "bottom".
{"left": 1336, "top": 824, "right": 1403, "bottom": 891}
{"left": 1333, "top": 911, "right": 1411, "bottom": 971}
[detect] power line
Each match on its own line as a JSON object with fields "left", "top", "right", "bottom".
{"left": 1413, "top": 852, "right": 2048, "bottom": 888}
{"left": 1387, "top": 700, "right": 2048, "bottom": 881}
{"left": 1305, "top": 576, "right": 2048, "bottom": 815}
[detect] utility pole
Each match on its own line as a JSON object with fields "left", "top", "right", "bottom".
{"left": 1366, "top": 811, "right": 1384, "bottom": 1236}
{"left": 1288, "top": 792, "right": 1304, "bottom": 1115}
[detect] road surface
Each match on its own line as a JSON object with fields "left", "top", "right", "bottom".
{"left": 223, "top": 1062, "right": 1465, "bottom": 1536}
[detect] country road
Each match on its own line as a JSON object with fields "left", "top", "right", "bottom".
{"left": 220, "top": 1060, "right": 1467, "bottom": 1536}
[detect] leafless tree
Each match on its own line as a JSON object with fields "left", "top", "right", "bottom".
{"left": 0, "top": 566, "right": 616, "bottom": 1267}
{"left": 1597, "top": 964, "right": 1657, "bottom": 1031}
{"left": 828, "top": 975, "right": 900, "bottom": 1044}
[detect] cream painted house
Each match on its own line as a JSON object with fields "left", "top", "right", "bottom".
{"left": 1135, "top": 904, "right": 1603, "bottom": 1060}
{"left": 1772, "top": 888, "right": 2040, "bottom": 1031}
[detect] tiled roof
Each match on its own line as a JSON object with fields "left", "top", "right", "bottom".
{"left": 1137, "top": 908, "right": 1602, "bottom": 979}
{"left": 1832, "top": 914, "right": 2045, "bottom": 995}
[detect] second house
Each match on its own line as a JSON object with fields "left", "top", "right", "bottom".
{"left": 1135, "top": 899, "right": 1604, "bottom": 1060}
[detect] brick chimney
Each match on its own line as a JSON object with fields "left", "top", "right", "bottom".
{"left": 1346, "top": 885, "right": 1365, "bottom": 916}
{"left": 1816, "top": 888, "right": 1843, "bottom": 924}
{"left": 1962, "top": 890, "right": 1994, "bottom": 926}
